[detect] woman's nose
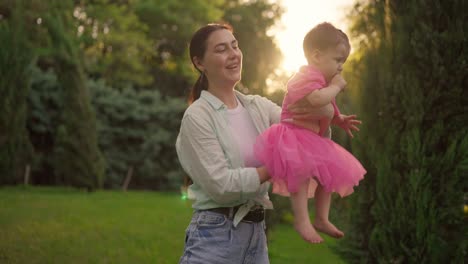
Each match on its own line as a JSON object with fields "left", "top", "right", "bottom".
{"left": 228, "top": 47, "right": 241, "bottom": 58}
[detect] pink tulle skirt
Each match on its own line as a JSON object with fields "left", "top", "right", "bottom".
{"left": 254, "top": 122, "right": 366, "bottom": 197}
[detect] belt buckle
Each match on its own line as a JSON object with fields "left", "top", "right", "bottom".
{"left": 242, "top": 207, "right": 264, "bottom": 223}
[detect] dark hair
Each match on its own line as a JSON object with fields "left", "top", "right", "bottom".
{"left": 303, "top": 22, "right": 350, "bottom": 61}
{"left": 188, "top": 23, "right": 233, "bottom": 104}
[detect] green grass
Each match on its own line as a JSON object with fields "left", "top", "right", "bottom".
{"left": 268, "top": 224, "right": 345, "bottom": 263}
{"left": 0, "top": 186, "right": 344, "bottom": 263}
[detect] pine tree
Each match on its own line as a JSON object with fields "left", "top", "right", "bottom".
{"left": 44, "top": 0, "right": 105, "bottom": 190}
{"left": 0, "top": 0, "right": 34, "bottom": 184}
{"left": 337, "top": 0, "right": 468, "bottom": 262}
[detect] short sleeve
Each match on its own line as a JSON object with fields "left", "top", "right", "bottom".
{"left": 285, "top": 67, "right": 326, "bottom": 104}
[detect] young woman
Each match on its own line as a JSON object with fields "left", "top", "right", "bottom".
{"left": 176, "top": 23, "right": 334, "bottom": 263}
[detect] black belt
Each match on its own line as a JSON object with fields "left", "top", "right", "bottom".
{"left": 207, "top": 205, "right": 265, "bottom": 223}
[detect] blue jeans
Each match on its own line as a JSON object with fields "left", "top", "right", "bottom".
{"left": 179, "top": 210, "right": 269, "bottom": 264}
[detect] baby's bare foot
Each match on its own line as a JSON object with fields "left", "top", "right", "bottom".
{"left": 313, "top": 219, "right": 344, "bottom": 239}
{"left": 294, "top": 220, "right": 324, "bottom": 244}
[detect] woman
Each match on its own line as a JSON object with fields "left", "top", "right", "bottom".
{"left": 176, "top": 23, "right": 334, "bottom": 264}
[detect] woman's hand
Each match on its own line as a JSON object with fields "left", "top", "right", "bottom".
{"left": 285, "top": 99, "right": 334, "bottom": 132}
{"left": 256, "top": 166, "right": 271, "bottom": 184}
{"left": 287, "top": 99, "right": 335, "bottom": 121}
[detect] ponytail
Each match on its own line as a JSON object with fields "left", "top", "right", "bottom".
{"left": 184, "top": 72, "right": 207, "bottom": 185}
{"left": 188, "top": 71, "right": 207, "bottom": 105}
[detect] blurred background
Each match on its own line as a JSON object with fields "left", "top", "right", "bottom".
{"left": 0, "top": 0, "right": 466, "bottom": 263}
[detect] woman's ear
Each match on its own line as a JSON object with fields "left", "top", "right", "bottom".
{"left": 193, "top": 56, "right": 205, "bottom": 72}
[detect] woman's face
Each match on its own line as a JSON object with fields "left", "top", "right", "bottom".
{"left": 195, "top": 29, "right": 243, "bottom": 88}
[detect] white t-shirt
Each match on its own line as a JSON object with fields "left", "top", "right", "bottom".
{"left": 226, "top": 98, "right": 262, "bottom": 168}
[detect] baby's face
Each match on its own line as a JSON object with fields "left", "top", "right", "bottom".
{"left": 318, "top": 43, "right": 349, "bottom": 82}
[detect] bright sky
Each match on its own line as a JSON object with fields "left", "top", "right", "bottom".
{"left": 272, "top": 0, "right": 353, "bottom": 74}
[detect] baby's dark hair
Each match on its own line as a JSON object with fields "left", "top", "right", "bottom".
{"left": 303, "top": 22, "right": 350, "bottom": 60}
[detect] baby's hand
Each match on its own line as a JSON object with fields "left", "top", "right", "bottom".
{"left": 332, "top": 114, "right": 362, "bottom": 138}
{"left": 330, "top": 74, "right": 347, "bottom": 91}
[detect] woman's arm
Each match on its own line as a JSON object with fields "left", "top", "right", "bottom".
{"left": 256, "top": 167, "right": 271, "bottom": 183}
{"left": 261, "top": 93, "right": 334, "bottom": 133}
{"left": 176, "top": 114, "right": 264, "bottom": 204}
{"left": 286, "top": 93, "right": 335, "bottom": 133}
{"left": 288, "top": 101, "right": 335, "bottom": 121}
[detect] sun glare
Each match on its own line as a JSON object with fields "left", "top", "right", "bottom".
{"left": 273, "top": 0, "right": 352, "bottom": 74}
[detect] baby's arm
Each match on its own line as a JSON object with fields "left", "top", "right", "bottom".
{"left": 331, "top": 114, "right": 362, "bottom": 138}
{"left": 305, "top": 75, "right": 346, "bottom": 135}
{"left": 305, "top": 74, "right": 346, "bottom": 108}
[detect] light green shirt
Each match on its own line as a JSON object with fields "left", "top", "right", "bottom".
{"left": 176, "top": 90, "right": 281, "bottom": 226}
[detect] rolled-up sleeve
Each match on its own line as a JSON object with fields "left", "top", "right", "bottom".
{"left": 255, "top": 96, "right": 281, "bottom": 125}
{"left": 176, "top": 114, "right": 261, "bottom": 204}
{"left": 268, "top": 100, "right": 282, "bottom": 125}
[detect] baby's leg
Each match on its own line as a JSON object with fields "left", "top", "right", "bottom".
{"left": 313, "top": 184, "right": 345, "bottom": 238}
{"left": 290, "top": 179, "right": 323, "bottom": 243}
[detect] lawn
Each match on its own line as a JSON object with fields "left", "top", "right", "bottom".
{"left": 0, "top": 186, "right": 344, "bottom": 263}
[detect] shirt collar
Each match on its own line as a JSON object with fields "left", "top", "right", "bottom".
{"left": 200, "top": 90, "right": 224, "bottom": 110}
{"left": 200, "top": 90, "right": 254, "bottom": 111}
{"left": 235, "top": 90, "right": 254, "bottom": 106}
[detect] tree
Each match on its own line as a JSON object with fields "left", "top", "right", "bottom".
{"left": 0, "top": 0, "right": 34, "bottom": 184}
{"left": 73, "top": 0, "right": 225, "bottom": 94}
{"left": 73, "top": 0, "right": 155, "bottom": 88}
{"left": 27, "top": 66, "right": 62, "bottom": 185}
{"left": 90, "top": 80, "right": 186, "bottom": 190}
{"left": 222, "top": 0, "right": 284, "bottom": 96}
{"left": 337, "top": 0, "right": 468, "bottom": 262}
{"left": 44, "top": 0, "right": 105, "bottom": 190}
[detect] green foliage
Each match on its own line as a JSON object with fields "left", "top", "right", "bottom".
{"left": 27, "top": 66, "right": 186, "bottom": 190}
{"left": 27, "top": 66, "right": 62, "bottom": 184}
{"left": 74, "top": 0, "right": 225, "bottom": 92}
{"left": 90, "top": 81, "right": 186, "bottom": 190}
{"left": 337, "top": 0, "right": 468, "bottom": 262}
{"left": 1, "top": 0, "right": 287, "bottom": 192}
{"left": 0, "top": 0, "right": 34, "bottom": 184}
{"left": 44, "top": 0, "right": 105, "bottom": 190}
{"left": 75, "top": 0, "right": 155, "bottom": 87}
{"left": 223, "top": 0, "right": 284, "bottom": 96}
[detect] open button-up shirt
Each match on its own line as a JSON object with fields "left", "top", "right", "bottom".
{"left": 176, "top": 90, "right": 281, "bottom": 226}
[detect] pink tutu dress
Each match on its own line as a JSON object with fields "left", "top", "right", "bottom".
{"left": 254, "top": 65, "right": 366, "bottom": 197}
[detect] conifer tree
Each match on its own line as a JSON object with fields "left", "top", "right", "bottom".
{"left": 0, "top": 0, "right": 34, "bottom": 184}
{"left": 45, "top": 0, "right": 105, "bottom": 189}
{"left": 337, "top": 0, "right": 467, "bottom": 262}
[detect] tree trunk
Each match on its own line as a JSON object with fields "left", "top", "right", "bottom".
{"left": 122, "top": 166, "right": 133, "bottom": 191}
